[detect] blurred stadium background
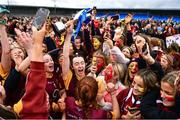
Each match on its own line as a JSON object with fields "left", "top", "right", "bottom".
{"left": 1, "top": 0, "right": 180, "bottom": 22}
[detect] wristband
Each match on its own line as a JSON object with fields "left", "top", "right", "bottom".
{"left": 0, "top": 19, "right": 6, "bottom": 25}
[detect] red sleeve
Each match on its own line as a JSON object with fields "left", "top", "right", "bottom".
{"left": 20, "top": 61, "right": 49, "bottom": 119}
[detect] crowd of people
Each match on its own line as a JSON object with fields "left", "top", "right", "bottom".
{"left": 0, "top": 5, "right": 180, "bottom": 119}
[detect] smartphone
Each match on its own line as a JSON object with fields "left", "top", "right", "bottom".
{"left": 111, "top": 15, "right": 119, "bottom": 20}
{"left": 32, "top": 8, "right": 50, "bottom": 30}
{"left": 128, "top": 107, "right": 140, "bottom": 114}
{"left": 142, "top": 43, "right": 148, "bottom": 55}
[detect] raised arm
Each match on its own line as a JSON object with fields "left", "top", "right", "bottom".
{"left": 0, "top": 16, "right": 11, "bottom": 73}
{"left": 62, "top": 21, "right": 74, "bottom": 80}
{"left": 140, "top": 44, "right": 164, "bottom": 81}
{"left": 107, "top": 83, "right": 120, "bottom": 119}
{"left": 17, "top": 57, "right": 30, "bottom": 75}
{"left": 13, "top": 23, "right": 49, "bottom": 119}
{"left": 14, "top": 29, "right": 31, "bottom": 75}
{"left": 111, "top": 46, "right": 130, "bottom": 64}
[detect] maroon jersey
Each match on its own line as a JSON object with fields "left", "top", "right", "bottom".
{"left": 117, "top": 88, "right": 141, "bottom": 117}
{"left": 46, "top": 71, "right": 65, "bottom": 102}
{"left": 65, "top": 97, "right": 112, "bottom": 119}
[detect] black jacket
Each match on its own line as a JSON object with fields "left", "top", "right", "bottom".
{"left": 140, "top": 88, "right": 180, "bottom": 119}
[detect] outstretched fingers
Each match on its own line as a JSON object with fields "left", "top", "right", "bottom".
{"left": 32, "top": 22, "right": 46, "bottom": 44}
{"left": 15, "top": 28, "right": 33, "bottom": 51}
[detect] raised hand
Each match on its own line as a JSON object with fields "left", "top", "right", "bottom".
{"left": 122, "top": 109, "right": 141, "bottom": 119}
{"left": 66, "top": 20, "right": 74, "bottom": 35}
{"left": 140, "top": 43, "right": 155, "bottom": 65}
{"left": 14, "top": 55, "right": 23, "bottom": 71}
{"left": 15, "top": 28, "right": 33, "bottom": 52}
{"left": 106, "top": 82, "right": 116, "bottom": 95}
{"left": 106, "top": 17, "right": 113, "bottom": 25}
{"left": 125, "top": 13, "right": 133, "bottom": 24}
{"left": 90, "top": 65, "right": 97, "bottom": 74}
{"left": 30, "top": 22, "right": 46, "bottom": 62}
{"left": 134, "top": 36, "right": 146, "bottom": 54}
{"left": 32, "top": 22, "right": 46, "bottom": 45}
{"left": 141, "top": 43, "right": 150, "bottom": 56}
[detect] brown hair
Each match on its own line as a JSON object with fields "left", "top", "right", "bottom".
{"left": 76, "top": 76, "right": 98, "bottom": 109}
{"left": 150, "top": 37, "right": 162, "bottom": 47}
{"left": 161, "top": 70, "right": 180, "bottom": 88}
{"left": 121, "top": 46, "right": 133, "bottom": 55}
{"left": 136, "top": 69, "right": 158, "bottom": 93}
{"left": 112, "top": 63, "right": 126, "bottom": 82}
{"left": 70, "top": 52, "right": 85, "bottom": 67}
{"left": 92, "top": 49, "right": 109, "bottom": 66}
{"left": 93, "top": 35, "right": 103, "bottom": 42}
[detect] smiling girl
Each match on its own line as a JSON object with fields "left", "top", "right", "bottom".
{"left": 117, "top": 69, "right": 158, "bottom": 119}
{"left": 141, "top": 71, "right": 180, "bottom": 119}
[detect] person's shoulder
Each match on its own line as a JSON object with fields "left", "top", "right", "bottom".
{"left": 91, "top": 108, "right": 112, "bottom": 119}
{"left": 65, "top": 96, "right": 75, "bottom": 103}
{"left": 65, "top": 97, "right": 77, "bottom": 109}
{"left": 117, "top": 88, "right": 130, "bottom": 100}
{"left": 119, "top": 88, "right": 130, "bottom": 94}
{"left": 176, "top": 91, "right": 180, "bottom": 102}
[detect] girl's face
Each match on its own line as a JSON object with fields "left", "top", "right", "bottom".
{"left": 58, "top": 53, "right": 63, "bottom": 67}
{"left": 74, "top": 38, "right": 81, "bottom": 49}
{"left": 128, "top": 61, "right": 139, "bottom": 81}
{"left": 110, "top": 53, "right": 117, "bottom": 63}
{"left": 43, "top": 54, "right": 54, "bottom": 73}
{"left": 160, "top": 81, "right": 176, "bottom": 107}
{"left": 132, "top": 75, "right": 145, "bottom": 96}
{"left": 115, "top": 39, "right": 124, "bottom": 48}
{"left": 160, "top": 55, "right": 169, "bottom": 70}
{"left": 102, "top": 64, "right": 114, "bottom": 83}
{"left": 11, "top": 48, "right": 25, "bottom": 61}
{"left": 92, "top": 55, "right": 105, "bottom": 73}
{"left": 50, "top": 31, "right": 55, "bottom": 40}
{"left": 122, "top": 48, "right": 131, "bottom": 58}
{"left": 42, "top": 43, "right": 48, "bottom": 53}
{"left": 93, "top": 38, "right": 101, "bottom": 50}
{"left": 70, "top": 43, "right": 74, "bottom": 55}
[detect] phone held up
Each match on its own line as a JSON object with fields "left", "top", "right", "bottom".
{"left": 32, "top": 8, "right": 50, "bottom": 30}
{"left": 142, "top": 43, "right": 148, "bottom": 55}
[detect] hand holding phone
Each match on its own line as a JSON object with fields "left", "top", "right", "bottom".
{"left": 32, "top": 8, "right": 50, "bottom": 30}
{"left": 142, "top": 43, "right": 148, "bottom": 55}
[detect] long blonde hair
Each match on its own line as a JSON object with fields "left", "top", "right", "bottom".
{"left": 112, "top": 63, "right": 126, "bottom": 82}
